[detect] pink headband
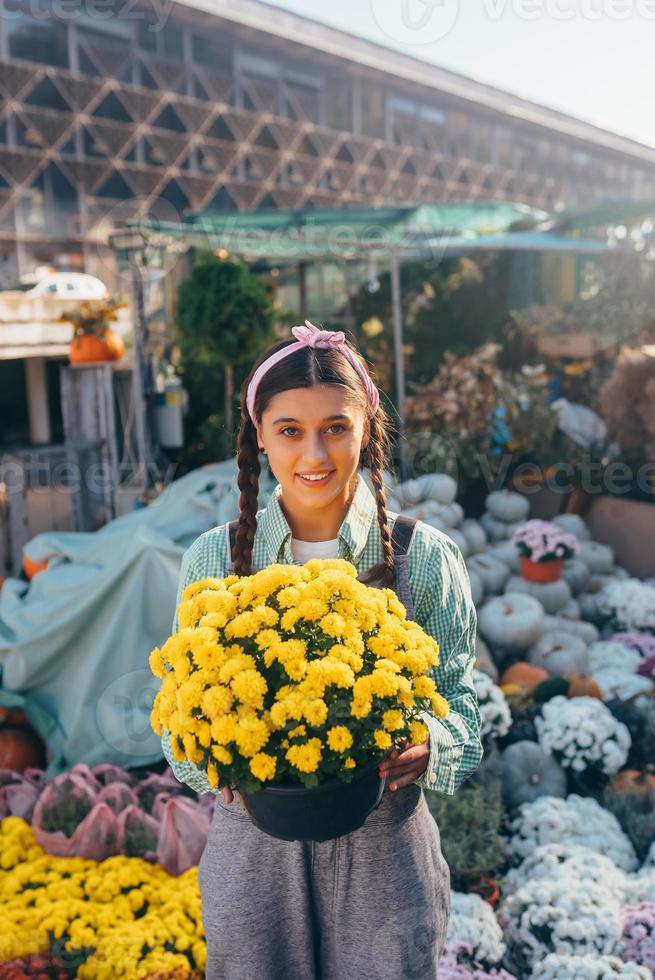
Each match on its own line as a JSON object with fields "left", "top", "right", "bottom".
{"left": 246, "top": 320, "right": 380, "bottom": 422}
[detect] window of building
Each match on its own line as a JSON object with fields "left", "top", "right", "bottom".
{"left": 324, "top": 78, "right": 353, "bottom": 132}
{"left": 284, "top": 79, "right": 321, "bottom": 123}
{"left": 360, "top": 82, "right": 385, "bottom": 139}
{"left": 4, "top": 0, "right": 69, "bottom": 67}
{"left": 192, "top": 32, "right": 233, "bottom": 72}
{"left": 137, "top": 10, "right": 183, "bottom": 60}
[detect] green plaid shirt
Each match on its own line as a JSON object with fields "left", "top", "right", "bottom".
{"left": 161, "top": 473, "right": 482, "bottom": 796}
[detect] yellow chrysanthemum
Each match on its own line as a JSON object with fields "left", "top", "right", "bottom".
{"left": 409, "top": 720, "right": 429, "bottom": 745}
{"left": 373, "top": 729, "right": 392, "bottom": 751}
{"left": 148, "top": 647, "right": 165, "bottom": 678}
{"left": 206, "top": 761, "right": 220, "bottom": 788}
{"left": 249, "top": 752, "right": 277, "bottom": 781}
{"left": 430, "top": 693, "right": 449, "bottom": 718}
{"left": 344, "top": 757, "right": 356, "bottom": 769}
{"left": 302, "top": 698, "right": 328, "bottom": 727}
{"left": 285, "top": 737, "right": 322, "bottom": 773}
{"left": 413, "top": 675, "right": 437, "bottom": 698}
{"left": 382, "top": 709, "right": 404, "bottom": 732}
{"left": 288, "top": 724, "right": 307, "bottom": 739}
{"left": 210, "top": 716, "right": 238, "bottom": 745}
{"left": 211, "top": 744, "right": 233, "bottom": 765}
{"left": 201, "top": 684, "right": 234, "bottom": 719}
{"left": 234, "top": 714, "right": 270, "bottom": 758}
{"left": 230, "top": 668, "right": 268, "bottom": 709}
{"left": 327, "top": 725, "right": 353, "bottom": 752}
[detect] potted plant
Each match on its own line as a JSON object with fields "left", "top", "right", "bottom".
{"left": 511, "top": 519, "right": 580, "bottom": 583}
{"left": 59, "top": 297, "right": 127, "bottom": 364}
{"left": 425, "top": 770, "right": 506, "bottom": 900}
{"left": 150, "top": 558, "right": 449, "bottom": 842}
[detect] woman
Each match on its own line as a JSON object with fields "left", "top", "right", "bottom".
{"left": 162, "top": 322, "right": 482, "bottom": 979}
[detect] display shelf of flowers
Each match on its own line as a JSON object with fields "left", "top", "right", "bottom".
{"left": 149, "top": 557, "right": 449, "bottom": 843}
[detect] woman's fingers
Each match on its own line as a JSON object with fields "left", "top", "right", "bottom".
{"left": 222, "top": 786, "right": 234, "bottom": 804}
{"left": 379, "top": 745, "right": 426, "bottom": 776}
{"left": 386, "top": 767, "right": 422, "bottom": 790}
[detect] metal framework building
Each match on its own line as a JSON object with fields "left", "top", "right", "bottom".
{"left": 0, "top": 0, "right": 654, "bottom": 284}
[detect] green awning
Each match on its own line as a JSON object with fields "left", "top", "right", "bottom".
{"left": 547, "top": 198, "right": 655, "bottom": 232}
{"left": 124, "top": 200, "right": 612, "bottom": 262}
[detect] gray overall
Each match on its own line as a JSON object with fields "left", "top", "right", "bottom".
{"left": 198, "top": 517, "right": 451, "bottom": 980}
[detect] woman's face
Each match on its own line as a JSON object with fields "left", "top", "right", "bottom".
{"left": 256, "top": 384, "right": 369, "bottom": 535}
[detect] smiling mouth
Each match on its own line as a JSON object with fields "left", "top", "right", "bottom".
{"left": 296, "top": 470, "right": 335, "bottom": 484}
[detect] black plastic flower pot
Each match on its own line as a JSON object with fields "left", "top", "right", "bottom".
{"left": 239, "top": 756, "right": 387, "bottom": 842}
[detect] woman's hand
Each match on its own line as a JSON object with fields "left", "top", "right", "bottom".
{"left": 378, "top": 737, "right": 430, "bottom": 790}
{"left": 221, "top": 787, "right": 234, "bottom": 804}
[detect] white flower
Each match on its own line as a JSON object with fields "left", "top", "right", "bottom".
{"left": 535, "top": 696, "right": 631, "bottom": 776}
{"left": 447, "top": 891, "right": 505, "bottom": 965}
{"left": 598, "top": 579, "right": 655, "bottom": 631}
{"left": 623, "top": 869, "right": 655, "bottom": 904}
{"left": 587, "top": 641, "right": 653, "bottom": 702}
{"left": 530, "top": 953, "right": 651, "bottom": 979}
{"left": 473, "top": 669, "right": 512, "bottom": 740}
{"left": 503, "top": 843, "right": 628, "bottom": 897}
{"left": 507, "top": 795, "right": 638, "bottom": 872}
{"left": 498, "top": 878, "right": 621, "bottom": 968}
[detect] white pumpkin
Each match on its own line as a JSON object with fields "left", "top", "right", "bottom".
{"left": 446, "top": 529, "right": 470, "bottom": 558}
{"left": 416, "top": 473, "right": 457, "bottom": 505}
{"left": 486, "top": 490, "right": 530, "bottom": 524}
{"left": 528, "top": 630, "right": 590, "bottom": 678}
{"left": 397, "top": 478, "right": 423, "bottom": 506}
{"left": 440, "top": 501, "right": 464, "bottom": 529}
{"left": 559, "top": 598, "right": 581, "bottom": 620}
{"left": 553, "top": 513, "right": 591, "bottom": 541}
{"left": 478, "top": 593, "right": 545, "bottom": 650}
{"left": 579, "top": 541, "right": 614, "bottom": 575}
{"left": 562, "top": 558, "right": 591, "bottom": 597}
{"left": 505, "top": 575, "right": 572, "bottom": 616}
{"left": 422, "top": 514, "right": 450, "bottom": 532}
{"left": 468, "top": 554, "right": 511, "bottom": 595}
{"left": 487, "top": 541, "right": 521, "bottom": 573}
{"left": 480, "top": 513, "right": 522, "bottom": 542}
{"left": 460, "top": 519, "right": 488, "bottom": 555}
{"left": 468, "top": 568, "right": 484, "bottom": 607}
{"left": 386, "top": 494, "right": 401, "bottom": 513}
{"left": 542, "top": 614, "right": 599, "bottom": 645}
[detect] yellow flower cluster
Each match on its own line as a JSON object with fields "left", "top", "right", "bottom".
{"left": 0, "top": 817, "right": 204, "bottom": 979}
{"left": 150, "top": 558, "right": 447, "bottom": 791}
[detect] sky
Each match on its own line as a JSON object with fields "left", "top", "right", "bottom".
{"left": 266, "top": 0, "right": 654, "bottom": 149}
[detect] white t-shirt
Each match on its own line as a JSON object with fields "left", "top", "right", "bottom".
{"left": 290, "top": 537, "right": 339, "bottom": 562}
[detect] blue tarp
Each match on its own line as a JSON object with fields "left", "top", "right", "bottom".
{"left": 0, "top": 460, "right": 277, "bottom": 773}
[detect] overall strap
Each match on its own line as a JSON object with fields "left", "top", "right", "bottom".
{"left": 390, "top": 515, "right": 419, "bottom": 621}
{"left": 390, "top": 514, "right": 418, "bottom": 558}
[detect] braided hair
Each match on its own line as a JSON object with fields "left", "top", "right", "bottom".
{"left": 233, "top": 335, "right": 397, "bottom": 588}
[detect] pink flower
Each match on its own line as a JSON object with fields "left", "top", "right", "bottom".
{"left": 511, "top": 519, "right": 581, "bottom": 563}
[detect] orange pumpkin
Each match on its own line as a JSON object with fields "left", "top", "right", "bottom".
{"left": 102, "top": 327, "right": 125, "bottom": 361}
{"left": 22, "top": 553, "right": 48, "bottom": 580}
{"left": 609, "top": 769, "right": 655, "bottom": 796}
{"left": 0, "top": 725, "right": 45, "bottom": 770}
{"left": 500, "top": 662, "right": 549, "bottom": 694}
{"left": 567, "top": 673, "right": 603, "bottom": 700}
{"left": 69, "top": 332, "right": 110, "bottom": 363}
{"left": 0, "top": 706, "right": 28, "bottom": 725}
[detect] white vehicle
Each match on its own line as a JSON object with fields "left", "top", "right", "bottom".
{"left": 2, "top": 271, "right": 109, "bottom": 300}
